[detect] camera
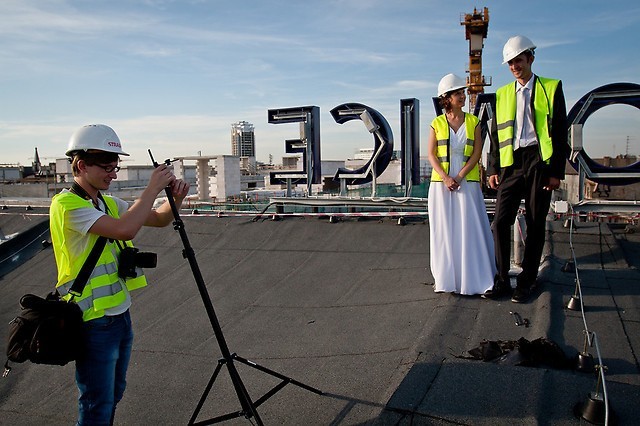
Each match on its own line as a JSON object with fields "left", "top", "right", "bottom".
{"left": 118, "top": 247, "right": 157, "bottom": 278}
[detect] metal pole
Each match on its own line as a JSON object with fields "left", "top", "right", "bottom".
{"left": 579, "top": 163, "right": 585, "bottom": 202}
{"left": 305, "top": 112, "right": 313, "bottom": 196}
{"left": 403, "top": 105, "right": 412, "bottom": 197}
{"left": 513, "top": 212, "right": 526, "bottom": 266}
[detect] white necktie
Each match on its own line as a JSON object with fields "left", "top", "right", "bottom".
{"left": 516, "top": 87, "right": 529, "bottom": 149}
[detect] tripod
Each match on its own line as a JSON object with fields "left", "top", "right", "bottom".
{"left": 149, "top": 152, "right": 322, "bottom": 425}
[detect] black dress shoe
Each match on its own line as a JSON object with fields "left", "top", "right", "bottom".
{"left": 482, "top": 279, "right": 512, "bottom": 300}
{"left": 511, "top": 286, "right": 531, "bottom": 303}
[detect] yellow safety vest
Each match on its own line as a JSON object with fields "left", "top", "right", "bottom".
{"left": 430, "top": 113, "right": 480, "bottom": 182}
{"left": 495, "top": 76, "right": 559, "bottom": 167}
{"left": 50, "top": 191, "right": 147, "bottom": 321}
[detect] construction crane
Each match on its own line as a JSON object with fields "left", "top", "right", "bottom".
{"left": 460, "top": 7, "right": 491, "bottom": 113}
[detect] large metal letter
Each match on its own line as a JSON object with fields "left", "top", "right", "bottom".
{"left": 473, "top": 93, "right": 496, "bottom": 144}
{"left": 268, "top": 106, "right": 321, "bottom": 195}
{"left": 330, "top": 103, "right": 394, "bottom": 196}
{"left": 567, "top": 82, "right": 640, "bottom": 186}
{"left": 400, "top": 98, "right": 420, "bottom": 196}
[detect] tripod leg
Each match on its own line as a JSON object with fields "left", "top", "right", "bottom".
{"left": 189, "top": 359, "right": 225, "bottom": 425}
{"left": 224, "top": 359, "right": 264, "bottom": 426}
{"left": 233, "top": 353, "right": 323, "bottom": 395}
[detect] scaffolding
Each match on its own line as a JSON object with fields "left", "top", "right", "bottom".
{"left": 460, "top": 7, "right": 492, "bottom": 112}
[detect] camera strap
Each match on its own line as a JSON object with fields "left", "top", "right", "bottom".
{"left": 68, "top": 235, "right": 108, "bottom": 298}
{"left": 93, "top": 189, "right": 130, "bottom": 252}
{"left": 70, "top": 182, "right": 128, "bottom": 251}
{"left": 66, "top": 182, "right": 111, "bottom": 298}
{"left": 70, "top": 182, "right": 102, "bottom": 211}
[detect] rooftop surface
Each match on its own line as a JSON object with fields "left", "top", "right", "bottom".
{"left": 0, "top": 208, "right": 638, "bottom": 425}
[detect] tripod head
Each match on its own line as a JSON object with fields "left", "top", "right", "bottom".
{"left": 148, "top": 149, "right": 182, "bottom": 229}
{"left": 148, "top": 150, "right": 174, "bottom": 168}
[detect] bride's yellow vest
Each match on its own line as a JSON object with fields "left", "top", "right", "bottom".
{"left": 430, "top": 113, "right": 480, "bottom": 182}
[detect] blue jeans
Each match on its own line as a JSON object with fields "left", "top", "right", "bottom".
{"left": 76, "top": 310, "right": 133, "bottom": 426}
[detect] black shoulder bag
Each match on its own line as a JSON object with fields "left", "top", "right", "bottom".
{"left": 3, "top": 192, "right": 108, "bottom": 376}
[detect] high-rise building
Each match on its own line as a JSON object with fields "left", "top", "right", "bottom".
{"left": 231, "top": 121, "right": 256, "bottom": 157}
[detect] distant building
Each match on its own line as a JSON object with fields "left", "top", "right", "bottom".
{"left": 346, "top": 148, "right": 432, "bottom": 183}
{"left": 231, "top": 121, "right": 256, "bottom": 157}
{"left": 0, "top": 165, "right": 22, "bottom": 183}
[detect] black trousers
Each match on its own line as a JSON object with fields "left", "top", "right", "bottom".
{"left": 492, "top": 145, "right": 553, "bottom": 288}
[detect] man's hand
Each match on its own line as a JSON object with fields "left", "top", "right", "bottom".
{"left": 169, "top": 179, "right": 190, "bottom": 202}
{"left": 149, "top": 164, "right": 176, "bottom": 194}
{"left": 488, "top": 174, "right": 500, "bottom": 190}
{"left": 543, "top": 177, "right": 561, "bottom": 191}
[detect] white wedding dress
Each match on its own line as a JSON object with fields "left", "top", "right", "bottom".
{"left": 428, "top": 124, "right": 496, "bottom": 295}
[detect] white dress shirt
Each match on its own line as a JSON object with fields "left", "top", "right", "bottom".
{"left": 514, "top": 76, "right": 537, "bottom": 149}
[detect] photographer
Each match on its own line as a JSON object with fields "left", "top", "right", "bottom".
{"left": 49, "top": 124, "right": 189, "bottom": 426}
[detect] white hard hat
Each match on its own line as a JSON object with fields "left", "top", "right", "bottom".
{"left": 502, "top": 35, "right": 536, "bottom": 64}
{"left": 437, "top": 73, "right": 467, "bottom": 97}
{"left": 66, "top": 124, "right": 129, "bottom": 157}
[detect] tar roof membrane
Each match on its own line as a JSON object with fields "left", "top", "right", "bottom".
{"left": 0, "top": 213, "right": 638, "bottom": 425}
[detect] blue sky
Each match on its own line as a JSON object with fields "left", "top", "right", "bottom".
{"left": 1, "top": 0, "right": 639, "bottom": 167}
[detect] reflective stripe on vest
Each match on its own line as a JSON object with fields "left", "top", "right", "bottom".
{"left": 430, "top": 113, "right": 480, "bottom": 182}
{"left": 50, "top": 191, "right": 148, "bottom": 322}
{"left": 57, "top": 260, "right": 120, "bottom": 295}
{"left": 495, "top": 76, "right": 559, "bottom": 168}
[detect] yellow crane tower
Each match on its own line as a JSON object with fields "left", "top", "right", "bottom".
{"left": 460, "top": 7, "right": 491, "bottom": 113}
